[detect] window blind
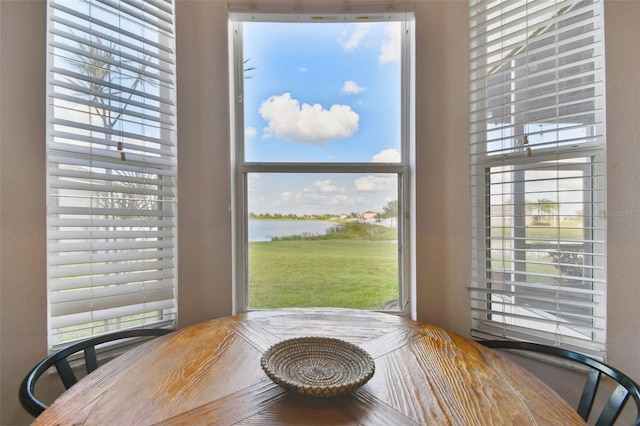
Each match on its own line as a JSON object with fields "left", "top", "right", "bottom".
{"left": 469, "top": 0, "right": 606, "bottom": 358}
{"left": 47, "top": 0, "right": 177, "bottom": 349}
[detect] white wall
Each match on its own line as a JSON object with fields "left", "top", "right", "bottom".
{"left": 0, "top": 1, "right": 638, "bottom": 425}
{"left": 0, "top": 2, "right": 48, "bottom": 424}
{"left": 175, "top": 0, "right": 234, "bottom": 328}
{"left": 413, "top": 0, "right": 471, "bottom": 338}
{"left": 604, "top": 0, "right": 640, "bottom": 383}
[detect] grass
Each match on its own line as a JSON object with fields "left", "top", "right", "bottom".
{"left": 248, "top": 223, "right": 585, "bottom": 309}
{"left": 489, "top": 224, "right": 588, "bottom": 285}
{"left": 248, "top": 224, "right": 399, "bottom": 309}
{"left": 490, "top": 224, "right": 585, "bottom": 239}
{"left": 272, "top": 222, "right": 397, "bottom": 241}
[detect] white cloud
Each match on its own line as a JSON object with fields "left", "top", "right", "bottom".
{"left": 331, "top": 194, "right": 350, "bottom": 204}
{"left": 259, "top": 93, "right": 359, "bottom": 145}
{"left": 245, "top": 127, "right": 258, "bottom": 138}
{"left": 355, "top": 174, "right": 397, "bottom": 192}
{"left": 281, "top": 192, "right": 294, "bottom": 201}
{"left": 372, "top": 148, "right": 401, "bottom": 163}
{"left": 314, "top": 179, "right": 344, "bottom": 193}
{"left": 296, "top": 192, "right": 320, "bottom": 201}
{"left": 379, "top": 23, "right": 401, "bottom": 64}
{"left": 341, "top": 23, "right": 370, "bottom": 51}
{"left": 341, "top": 80, "right": 365, "bottom": 95}
{"left": 341, "top": 23, "right": 400, "bottom": 63}
{"left": 247, "top": 181, "right": 259, "bottom": 193}
{"left": 247, "top": 173, "right": 261, "bottom": 192}
{"left": 299, "top": 67, "right": 308, "bottom": 73}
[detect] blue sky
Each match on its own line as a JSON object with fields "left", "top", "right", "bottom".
{"left": 242, "top": 21, "right": 402, "bottom": 215}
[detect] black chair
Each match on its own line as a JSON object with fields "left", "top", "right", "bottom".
{"left": 480, "top": 340, "right": 640, "bottom": 426}
{"left": 19, "top": 328, "right": 172, "bottom": 417}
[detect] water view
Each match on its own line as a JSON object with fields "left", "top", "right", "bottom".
{"left": 248, "top": 220, "right": 341, "bottom": 242}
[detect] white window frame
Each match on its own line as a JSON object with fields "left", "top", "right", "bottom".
{"left": 469, "top": 0, "right": 606, "bottom": 358}
{"left": 229, "top": 13, "right": 415, "bottom": 316}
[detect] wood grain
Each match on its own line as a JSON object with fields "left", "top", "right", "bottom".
{"left": 34, "top": 308, "right": 585, "bottom": 425}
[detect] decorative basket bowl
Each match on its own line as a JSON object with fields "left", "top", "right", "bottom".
{"left": 260, "top": 337, "right": 375, "bottom": 397}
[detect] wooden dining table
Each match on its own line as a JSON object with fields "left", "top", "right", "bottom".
{"left": 34, "top": 308, "right": 585, "bottom": 425}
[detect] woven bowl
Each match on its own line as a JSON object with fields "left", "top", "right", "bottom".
{"left": 261, "top": 337, "right": 375, "bottom": 397}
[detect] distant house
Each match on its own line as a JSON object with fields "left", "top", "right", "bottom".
{"left": 362, "top": 211, "right": 378, "bottom": 220}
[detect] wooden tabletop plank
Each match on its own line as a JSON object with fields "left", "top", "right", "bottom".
{"left": 227, "top": 317, "right": 282, "bottom": 352}
{"left": 358, "top": 324, "right": 427, "bottom": 359}
{"left": 232, "top": 388, "right": 420, "bottom": 426}
{"left": 156, "top": 380, "right": 287, "bottom": 426}
{"left": 365, "top": 325, "right": 585, "bottom": 425}
{"left": 248, "top": 308, "right": 404, "bottom": 344}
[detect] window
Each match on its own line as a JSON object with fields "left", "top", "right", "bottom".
{"left": 230, "top": 12, "right": 414, "bottom": 313}
{"left": 469, "top": 0, "right": 606, "bottom": 357}
{"left": 47, "top": 0, "right": 177, "bottom": 350}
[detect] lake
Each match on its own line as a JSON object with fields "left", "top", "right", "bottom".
{"left": 248, "top": 220, "right": 341, "bottom": 242}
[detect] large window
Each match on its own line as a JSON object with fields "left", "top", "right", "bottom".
{"left": 469, "top": 0, "right": 606, "bottom": 357}
{"left": 231, "top": 14, "right": 414, "bottom": 313}
{"left": 46, "top": 0, "right": 177, "bottom": 350}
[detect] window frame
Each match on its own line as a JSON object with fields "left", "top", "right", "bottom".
{"left": 229, "top": 14, "right": 415, "bottom": 315}
{"left": 470, "top": 149, "right": 607, "bottom": 353}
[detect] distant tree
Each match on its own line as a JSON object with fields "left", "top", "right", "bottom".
{"left": 527, "top": 198, "right": 558, "bottom": 224}
{"left": 244, "top": 58, "right": 256, "bottom": 79}
{"left": 381, "top": 200, "right": 398, "bottom": 227}
{"left": 64, "top": 36, "right": 158, "bottom": 222}
{"left": 381, "top": 200, "right": 398, "bottom": 218}
{"left": 66, "top": 36, "right": 153, "bottom": 141}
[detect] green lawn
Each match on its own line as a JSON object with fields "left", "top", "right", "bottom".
{"left": 490, "top": 225, "right": 585, "bottom": 239}
{"left": 249, "top": 224, "right": 584, "bottom": 308}
{"left": 248, "top": 239, "right": 399, "bottom": 309}
{"left": 489, "top": 225, "right": 586, "bottom": 284}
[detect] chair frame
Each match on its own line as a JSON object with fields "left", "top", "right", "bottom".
{"left": 481, "top": 340, "right": 640, "bottom": 426}
{"left": 19, "top": 328, "right": 171, "bottom": 417}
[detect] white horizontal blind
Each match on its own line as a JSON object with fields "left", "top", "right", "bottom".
{"left": 47, "top": 0, "right": 177, "bottom": 349}
{"left": 469, "top": 0, "right": 606, "bottom": 357}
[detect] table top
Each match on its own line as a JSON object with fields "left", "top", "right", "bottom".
{"left": 34, "top": 308, "right": 585, "bottom": 425}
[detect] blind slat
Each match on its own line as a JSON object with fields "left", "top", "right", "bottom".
{"left": 471, "top": 326, "right": 606, "bottom": 359}
{"left": 49, "top": 258, "right": 175, "bottom": 280}
{"left": 95, "top": 0, "right": 174, "bottom": 30}
{"left": 51, "top": 2, "right": 174, "bottom": 54}
{"left": 48, "top": 155, "right": 177, "bottom": 177}
{"left": 48, "top": 239, "right": 174, "bottom": 253}
{"left": 50, "top": 29, "right": 175, "bottom": 75}
{"left": 50, "top": 299, "right": 175, "bottom": 330}
{"left": 50, "top": 269, "right": 175, "bottom": 292}
{"left": 51, "top": 87, "right": 175, "bottom": 126}
{"left": 48, "top": 248, "right": 175, "bottom": 266}
{"left": 50, "top": 15, "right": 175, "bottom": 64}
{"left": 51, "top": 287, "right": 176, "bottom": 317}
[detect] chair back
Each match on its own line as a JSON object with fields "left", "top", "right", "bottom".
{"left": 481, "top": 340, "right": 640, "bottom": 426}
{"left": 19, "top": 328, "right": 171, "bottom": 417}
